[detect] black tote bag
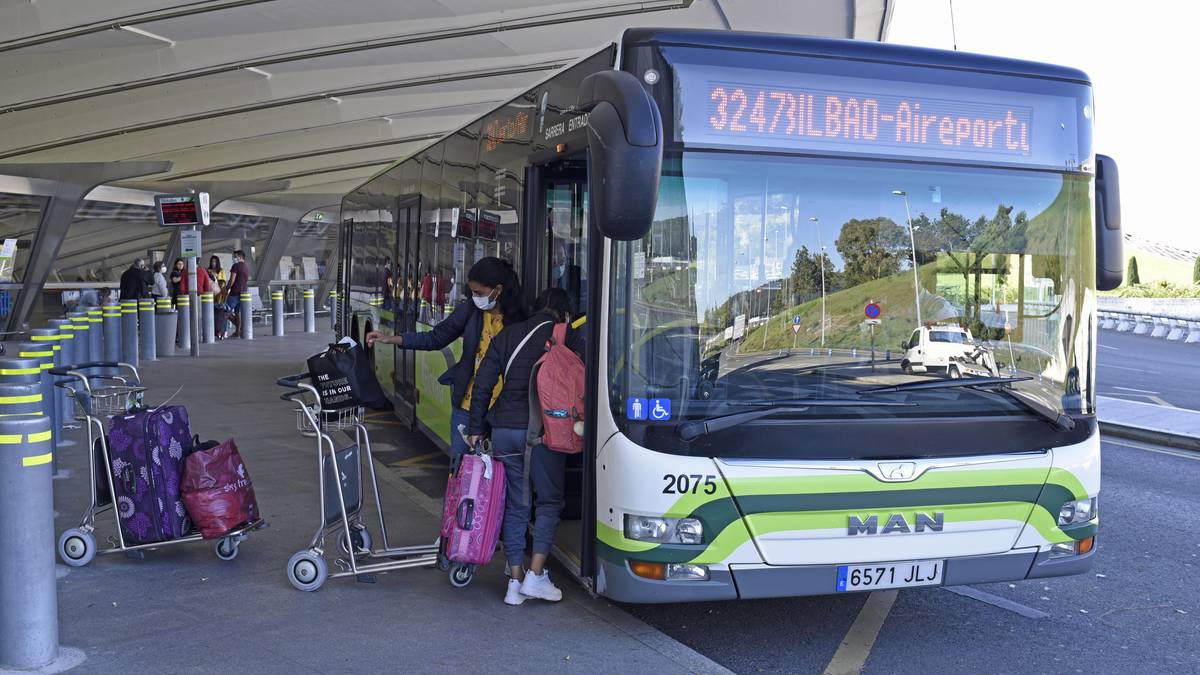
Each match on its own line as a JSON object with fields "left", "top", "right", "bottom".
{"left": 306, "top": 342, "right": 389, "bottom": 411}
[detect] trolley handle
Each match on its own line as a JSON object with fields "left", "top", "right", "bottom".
{"left": 276, "top": 373, "right": 308, "bottom": 388}
{"left": 280, "top": 389, "right": 306, "bottom": 402}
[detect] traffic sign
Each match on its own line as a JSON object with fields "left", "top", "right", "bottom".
{"left": 792, "top": 322, "right": 802, "bottom": 334}
{"left": 864, "top": 303, "right": 881, "bottom": 319}
{"left": 792, "top": 315, "right": 801, "bottom": 325}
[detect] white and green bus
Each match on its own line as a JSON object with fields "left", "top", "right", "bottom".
{"left": 339, "top": 28, "right": 1122, "bottom": 602}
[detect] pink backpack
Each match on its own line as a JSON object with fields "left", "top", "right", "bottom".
{"left": 528, "top": 323, "right": 585, "bottom": 454}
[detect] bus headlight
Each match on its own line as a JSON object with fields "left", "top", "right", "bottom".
{"left": 624, "top": 514, "right": 704, "bottom": 544}
{"left": 1058, "top": 497, "right": 1098, "bottom": 525}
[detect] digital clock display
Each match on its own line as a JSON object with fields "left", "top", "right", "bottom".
{"left": 675, "top": 62, "right": 1082, "bottom": 168}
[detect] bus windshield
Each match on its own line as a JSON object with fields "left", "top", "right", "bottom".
{"left": 607, "top": 152, "right": 1095, "bottom": 445}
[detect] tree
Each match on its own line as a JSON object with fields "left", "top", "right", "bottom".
{"left": 1127, "top": 256, "right": 1140, "bottom": 285}
{"left": 1193, "top": 256, "right": 1200, "bottom": 285}
{"left": 834, "top": 217, "right": 906, "bottom": 286}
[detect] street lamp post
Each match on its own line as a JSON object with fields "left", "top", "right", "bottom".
{"left": 809, "top": 217, "right": 825, "bottom": 347}
{"left": 891, "top": 190, "right": 922, "bottom": 326}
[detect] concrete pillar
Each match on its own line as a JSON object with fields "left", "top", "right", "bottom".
{"left": 272, "top": 290, "right": 285, "bottom": 336}
{"left": 103, "top": 304, "right": 121, "bottom": 362}
{"left": 176, "top": 296, "right": 192, "bottom": 352}
{"left": 1167, "top": 320, "right": 1187, "bottom": 341}
{"left": 0, "top": 411, "right": 58, "bottom": 669}
{"left": 303, "top": 288, "right": 316, "bottom": 333}
{"left": 1099, "top": 313, "right": 1116, "bottom": 330}
{"left": 120, "top": 301, "right": 139, "bottom": 366}
{"left": 1186, "top": 322, "right": 1200, "bottom": 344}
{"left": 239, "top": 293, "right": 253, "bottom": 340}
{"left": 1116, "top": 315, "right": 1135, "bottom": 332}
{"left": 200, "top": 293, "right": 215, "bottom": 344}
{"left": 1132, "top": 316, "right": 1152, "bottom": 335}
{"left": 138, "top": 300, "right": 156, "bottom": 361}
{"left": 155, "top": 299, "right": 177, "bottom": 358}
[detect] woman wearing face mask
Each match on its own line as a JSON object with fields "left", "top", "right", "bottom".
{"left": 366, "top": 257, "right": 525, "bottom": 458}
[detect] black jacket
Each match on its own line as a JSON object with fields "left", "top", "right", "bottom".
{"left": 119, "top": 266, "right": 149, "bottom": 300}
{"left": 400, "top": 300, "right": 485, "bottom": 409}
{"left": 467, "top": 310, "right": 585, "bottom": 435}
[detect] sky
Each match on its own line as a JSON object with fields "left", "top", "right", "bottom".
{"left": 886, "top": 0, "right": 1200, "bottom": 251}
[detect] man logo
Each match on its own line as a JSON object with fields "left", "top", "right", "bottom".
{"left": 877, "top": 461, "right": 917, "bottom": 481}
{"left": 847, "top": 512, "right": 943, "bottom": 535}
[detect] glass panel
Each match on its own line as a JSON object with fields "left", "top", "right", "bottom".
{"left": 0, "top": 192, "right": 46, "bottom": 283}
{"left": 609, "top": 152, "right": 1095, "bottom": 449}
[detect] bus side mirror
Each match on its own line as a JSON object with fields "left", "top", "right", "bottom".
{"left": 1095, "top": 154, "right": 1122, "bottom": 291}
{"left": 577, "top": 70, "right": 663, "bottom": 242}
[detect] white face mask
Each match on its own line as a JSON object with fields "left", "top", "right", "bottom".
{"left": 473, "top": 290, "right": 497, "bottom": 311}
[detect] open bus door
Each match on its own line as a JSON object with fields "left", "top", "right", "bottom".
{"left": 391, "top": 197, "right": 420, "bottom": 426}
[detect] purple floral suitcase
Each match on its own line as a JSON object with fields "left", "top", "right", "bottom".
{"left": 107, "top": 405, "right": 193, "bottom": 545}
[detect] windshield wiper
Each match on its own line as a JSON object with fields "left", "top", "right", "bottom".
{"left": 861, "top": 376, "right": 1074, "bottom": 432}
{"left": 677, "top": 399, "right": 913, "bottom": 442}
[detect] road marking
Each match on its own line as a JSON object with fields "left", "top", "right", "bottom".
{"left": 393, "top": 450, "right": 444, "bottom": 466}
{"left": 1104, "top": 438, "right": 1200, "bottom": 461}
{"left": 1098, "top": 344, "right": 1119, "bottom": 351}
{"left": 942, "top": 586, "right": 1049, "bottom": 619}
{"left": 1098, "top": 364, "right": 1144, "bottom": 372}
{"left": 1112, "top": 386, "right": 1159, "bottom": 394}
{"left": 823, "top": 590, "right": 898, "bottom": 675}
{"left": 1147, "top": 395, "right": 1175, "bottom": 408}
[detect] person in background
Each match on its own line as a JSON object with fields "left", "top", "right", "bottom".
{"left": 178, "top": 258, "right": 211, "bottom": 296}
{"left": 169, "top": 258, "right": 185, "bottom": 307}
{"left": 119, "top": 259, "right": 150, "bottom": 301}
{"left": 150, "top": 261, "right": 169, "bottom": 301}
{"left": 225, "top": 250, "right": 249, "bottom": 336}
{"left": 465, "top": 287, "right": 583, "bottom": 606}
{"left": 365, "top": 257, "right": 525, "bottom": 459}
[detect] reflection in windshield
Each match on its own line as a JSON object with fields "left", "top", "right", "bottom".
{"left": 608, "top": 153, "right": 1094, "bottom": 424}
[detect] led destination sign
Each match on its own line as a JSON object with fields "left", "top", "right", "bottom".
{"left": 154, "top": 193, "right": 211, "bottom": 228}
{"left": 676, "top": 63, "right": 1082, "bottom": 168}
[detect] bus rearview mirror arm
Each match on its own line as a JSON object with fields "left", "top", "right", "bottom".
{"left": 1094, "top": 154, "right": 1122, "bottom": 291}
{"left": 577, "top": 70, "right": 664, "bottom": 241}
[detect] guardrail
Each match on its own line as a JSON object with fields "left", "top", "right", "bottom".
{"left": 1098, "top": 310, "right": 1200, "bottom": 343}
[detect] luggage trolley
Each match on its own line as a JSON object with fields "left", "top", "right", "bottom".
{"left": 52, "top": 361, "right": 265, "bottom": 566}
{"left": 277, "top": 374, "right": 439, "bottom": 591}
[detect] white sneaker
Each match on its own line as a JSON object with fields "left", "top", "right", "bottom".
{"left": 504, "top": 578, "right": 527, "bottom": 606}
{"left": 520, "top": 570, "right": 563, "bottom": 602}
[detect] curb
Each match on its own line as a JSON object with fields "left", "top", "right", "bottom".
{"left": 1099, "top": 421, "right": 1200, "bottom": 452}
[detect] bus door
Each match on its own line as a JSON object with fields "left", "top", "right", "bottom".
{"left": 392, "top": 199, "right": 420, "bottom": 425}
{"left": 529, "top": 158, "right": 591, "bottom": 575}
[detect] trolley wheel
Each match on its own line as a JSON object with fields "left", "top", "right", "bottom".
{"left": 337, "top": 526, "right": 372, "bottom": 557}
{"left": 58, "top": 529, "right": 96, "bottom": 567}
{"left": 287, "top": 550, "right": 328, "bottom": 592}
{"left": 449, "top": 564, "right": 474, "bottom": 588}
{"left": 215, "top": 537, "right": 239, "bottom": 561}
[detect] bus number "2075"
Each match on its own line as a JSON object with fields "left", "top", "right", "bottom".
{"left": 662, "top": 474, "right": 718, "bottom": 495}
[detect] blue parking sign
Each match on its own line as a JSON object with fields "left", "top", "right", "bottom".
{"left": 626, "top": 397, "right": 648, "bottom": 420}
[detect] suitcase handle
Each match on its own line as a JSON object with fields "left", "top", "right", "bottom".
{"left": 456, "top": 498, "right": 475, "bottom": 531}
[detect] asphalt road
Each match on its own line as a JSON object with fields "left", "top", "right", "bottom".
{"left": 627, "top": 438, "right": 1200, "bottom": 674}
{"left": 1097, "top": 330, "right": 1200, "bottom": 410}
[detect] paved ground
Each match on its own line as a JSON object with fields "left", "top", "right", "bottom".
{"left": 1097, "top": 330, "right": 1200, "bottom": 410}
{"left": 43, "top": 322, "right": 726, "bottom": 675}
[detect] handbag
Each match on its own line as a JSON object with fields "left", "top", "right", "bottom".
{"left": 306, "top": 340, "right": 390, "bottom": 410}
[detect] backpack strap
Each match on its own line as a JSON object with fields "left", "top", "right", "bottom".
{"left": 505, "top": 321, "right": 552, "bottom": 380}
{"left": 551, "top": 322, "right": 568, "bottom": 346}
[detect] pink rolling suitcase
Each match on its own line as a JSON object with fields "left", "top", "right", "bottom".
{"left": 440, "top": 451, "right": 506, "bottom": 587}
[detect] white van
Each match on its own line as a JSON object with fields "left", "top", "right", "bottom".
{"left": 901, "top": 325, "right": 998, "bottom": 378}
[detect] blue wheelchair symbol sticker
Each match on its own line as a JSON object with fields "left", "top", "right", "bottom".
{"left": 649, "top": 398, "right": 672, "bottom": 421}
{"left": 626, "top": 397, "right": 648, "bottom": 420}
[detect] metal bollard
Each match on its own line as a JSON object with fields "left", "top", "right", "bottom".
{"left": 155, "top": 299, "right": 177, "bottom": 358}
{"left": 84, "top": 306, "right": 103, "bottom": 361}
{"left": 329, "top": 291, "right": 338, "bottom": 330}
{"left": 303, "top": 289, "right": 316, "bottom": 333}
{"left": 200, "top": 293, "right": 215, "bottom": 344}
{"left": 121, "top": 300, "right": 139, "bottom": 366}
{"left": 272, "top": 290, "right": 285, "bottom": 337}
{"left": 239, "top": 293, "right": 253, "bottom": 340}
{"left": 103, "top": 303, "right": 122, "bottom": 362}
{"left": 12, "top": 344, "right": 55, "bottom": 464}
{"left": 26, "top": 329, "right": 62, "bottom": 475}
{"left": 45, "top": 320, "right": 74, "bottom": 432}
{"left": 0, "top": 411, "right": 59, "bottom": 670}
{"left": 176, "top": 295, "right": 192, "bottom": 352}
{"left": 66, "top": 311, "right": 90, "bottom": 365}
{"left": 138, "top": 300, "right": 156, "bottom": 361}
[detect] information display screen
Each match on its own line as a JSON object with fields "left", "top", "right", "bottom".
{"left": 674, "top": 61, "right": 1083, "bottom": 169}
{"left": 154, "top": 193, "right": 210, "bottom": 227}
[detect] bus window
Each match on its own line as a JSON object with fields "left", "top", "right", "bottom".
{"left": 545, "top": 176, "right": 588, "bottom": 316}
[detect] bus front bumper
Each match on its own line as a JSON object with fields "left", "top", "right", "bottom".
{"left": 597, "top": 545, "right": 1095, "bottom": 603}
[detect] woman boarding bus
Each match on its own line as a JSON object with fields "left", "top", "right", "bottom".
{"left": 366, "top": 257, "right": 525, "bottom": 457}
{"left": 465, "top": 288, "right": 583, "bottom": 605}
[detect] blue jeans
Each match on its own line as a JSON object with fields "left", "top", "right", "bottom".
{"left": 449, "top": 408, "right": 471, "bottom": 459}
{"left": 490, "top": 427, "right": 529, "bottom": 569}
{"left": 529, "top": 444, "right": 566, "bottom": 557}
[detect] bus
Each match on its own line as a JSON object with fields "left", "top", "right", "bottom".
{"left": 338, "top": 28, "right": 1122, "bottom": 602}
